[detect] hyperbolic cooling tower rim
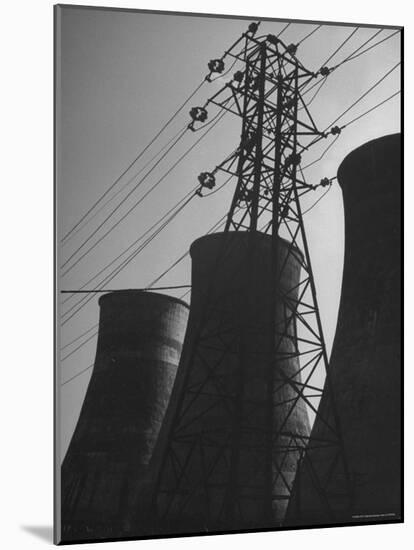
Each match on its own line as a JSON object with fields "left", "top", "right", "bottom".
{"left": 98, "top": 289, "right": 190, "bottom": 310}
{"left": 337, "top": 132, "right": 401, "bottom": 189}
{"left": 189, "top": 230, "right": 304, "bottom": 261}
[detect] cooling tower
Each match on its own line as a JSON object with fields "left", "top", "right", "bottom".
{"left": 285, "top": 133, "right": 402, "bottom": 526}
{"left": 61, "top": 290, "right": 189, "bottom": 542}
{"left": 149, "top": 232, "right": 310, "bottom": 534}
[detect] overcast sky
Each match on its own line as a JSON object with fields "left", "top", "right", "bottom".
{"left": 56, "top": 6, "right": 401, "bottom": 459}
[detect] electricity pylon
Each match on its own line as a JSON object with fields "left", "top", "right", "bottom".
{"left": 147, "top": 25, "right": 352, "bottom": 534}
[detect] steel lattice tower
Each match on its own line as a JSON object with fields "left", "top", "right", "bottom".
{"left": 147, "top": 27, "right": 352, "bottom": 533}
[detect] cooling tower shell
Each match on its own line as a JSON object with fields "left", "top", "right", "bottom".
{"left": 150, "top": 232, "right": 310, "bottom": 534}
{"left": 286, "top": 133, "right": 402, "bottom": 525}
{"left": 61, "top": 290, "right": 189, "bottom": 542}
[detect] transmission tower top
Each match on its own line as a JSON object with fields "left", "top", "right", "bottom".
{"left": 149, "top": 23, "right": 353, "bottom": 533}
{"left": 192, "top": 28, "right": 329, "bottom": 236}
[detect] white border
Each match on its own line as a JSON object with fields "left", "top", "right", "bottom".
{"left": 1, "top": 1, "right": 410, "bottom": 548}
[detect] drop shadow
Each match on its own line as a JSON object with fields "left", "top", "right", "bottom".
{"left": 21, "top": 525, "right": 54, "bottom": 543}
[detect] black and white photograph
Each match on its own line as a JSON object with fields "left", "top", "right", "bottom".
{"left": 54, "top": 4, "right": 402, "bottom": 545}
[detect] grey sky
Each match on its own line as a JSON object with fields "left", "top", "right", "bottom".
{"left": 56, "top": 6, "right": 401, "bottom": 459}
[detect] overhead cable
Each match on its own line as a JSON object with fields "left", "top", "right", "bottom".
{"left": 61, "top": 331, "right": 99, "bottom": 362}
{"left": 302, "top": 185, "right": 333, "bottom": 215}
{"left": 61, "top": 80, "right": 205, "bottom": 243}
{"left": 62, "top": 125, "right": 188, "bottom": 244}
{"left": 61, "top": 108, "right": 228, "bottom": 276}
{"left": 342, "top": 29, "right": 401, "bottom": 65}
{"left": 60, "top": 323, "right": 98, "bottom": 351}
{"left": 302, "top": 28, "right": 398, "bottom": 99}
{"left": 61, "top": 285, "right": 191, "bottom": 295}
{"left": 297, "top": 24, "right": 323, "bottom": 46}
{"left": 342, "top": 90, "right": 401, "bottom": 128}
{"left": 60, "top": 22, "right": 260, "bottom": 245}
{"left": 334, "top": 29, "right": 383, "bottom": 67}
{"left": 61, "top": 186, "right": 197, "bottom": 305}
{"left": 277, "top": 22, "right": 291, "bottom": 38}
{"left": 298, "top": 27, "right": 359, "bottom": 97}
{"left": 60, "top": 210, "right": 230, "bottom": 362}
{"left": 61, "top": 364, "right": 94, "bottom": 386}
{"left": 61, "top": 192, "right": 198, "bottom": 325}
{"left": 302, "top": 135, "right": 340, "bottom": 171}
{"left": 61, "top": 126, "right": 187, "bottom": 273}
{"left": 327, "top": 61, "right": 400, "bottom": 129}
{"left": 321, "top": 27, "right": 359, "bottom": 67}
{"left": 146, "top": 211, "right": 229, "bottom": 289}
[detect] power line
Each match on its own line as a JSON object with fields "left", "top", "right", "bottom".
{"left": 59, "top": 210, "right": 230, "bottom": 363}
{"left": 302, "top": 135, "right": 340, "bottom": 171}
{"left": 60, "top": 323, "right": 98, "bottom": 351}
{"left": 343, "top": 29, "right": 401, "bottom": 64}
{"left": 298, "top": 27, "right": 360, "bottom": 98}
{"left": 60, "top": 23, "right": 258, "bottom": 247}
{"left": 61, "top": 108, "right": 229, "bottom": 277}
{"left": 321, "top": 26, "right": 359, "bottom": 67}
{"left": 61, "top": 213, "right": 189, "bottom": 322}
{"left": 297, "top": 24, "right": 323, "bottom": 46}
{"left": 297, "top": 30, "right": 400, "bottom": 160}
{"left": 302, "top": 88, "right": 400, "bottom": 175}
{"left": 308, "top": 77, "right": 328, "bottom": 105}
{"left": 61, "top": 186, "right": 197, "bottom": 305}
{"left": 327, "top": 61, "right": 400, "bottom": 129}
{"left": 59, "top": 25, "right": 402, "bottom": 396}
{"left": 61, "top": 80, "right": 205, "bottom": 243}
{"left": 61, "top": 330, "right": 99, "bottom": 362}
{"left": 306, "top": 27, "right": 397, "bottom": 105}
{"left": 63, "top": 207, "right": 228, "bottom": 331}
{"left": 301, "top": 63, "right": 400, "bottom": 167}
{"left": 60, "top": 185, "right": 288, "bottom": 365}
{"left": 61, "top": 126, "right": 187, "bottom": 272}
{"left": 61, "top": 285, "right": 191, "bottom": 294}
{"left": 61, "top": 191, "right": 198, "bottom": 320}
{"left": 202, "top": 174, "right": 234, "bottom": 197}
{"left": 301, "top": 59, "right": 400, "bottom": 156}
{"left": 299, "top": 77, "right": 328, "bottom": 110}
{"left": 334, "top": 29, "right": 383, "bottom": 67}
{"left": 61, "top": 364, "right": 94, "bottom": 387}
{"left": 61, "top": 28, "right": 401, "bottom": 279}
{"left": 61, "top": 100, "right": 233, "bottom": 270}
{"left": 62, "top": 125, "right": 188, "bottom": 244}
{"left": 179, "top": 289, "right": 191, "bottom": 301}
{"left": 277, "top": 22, "right": 291, "bottom": 38}
{"left": 299, "top": 166, "right": 335, "bottom": 215}
{"left": 146, "top": 251, "right": 190, "bottom": 290}
{"left": 302, "top": 185, "right": 333, "bottom": 215}
{"left": 302, "top": 27, "right": 398, "bottom": 99}
{"left": 146, "top": 211, "right": 229, "bottom": 289}
{"left": 61, "top": 192, "right": 198, "bottom": 325}
{"left": 342, "top": 90, "right": 401, "bottom": 128}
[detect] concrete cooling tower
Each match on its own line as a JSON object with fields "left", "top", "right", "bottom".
{"left": 285, "top": 133, "right": 401, "bottom": 526}
{"left": 61, "top": 291, "right": 189, "bottom": 542}
{"left": 149, "top": 232, "right": 310, "bottom": 535}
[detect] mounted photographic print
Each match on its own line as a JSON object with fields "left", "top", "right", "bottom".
{"left": 54, "top": 4, "right": 403, "bottom": 545}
